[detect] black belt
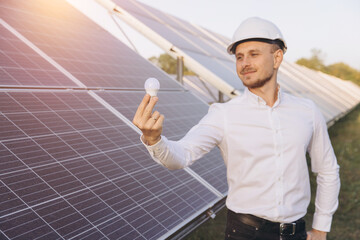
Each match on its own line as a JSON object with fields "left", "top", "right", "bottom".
{"left": 229, "top": 211, "right": 305, "bottom": 236}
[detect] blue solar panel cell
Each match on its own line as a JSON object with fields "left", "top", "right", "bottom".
{"left": 31, "top": 112, "right": 74, "bottom": 134}
{"left": 0, "top": 93, "right": 26, "bottom": 113}
{"left": 3, "top": 138, "right": 57, "bottom": 167}
{"left": 0, "top": 209, "right": 61, "bottom": 240}
{"left": 1, "top": 169, "right": 59, "bottom": 206}
{"left": 68, "top": 190, "right": 117, "bottom": 221}
{"left": 98, "top": 216, "right": 144, "bottom": 240}
{"left": 62, "top": 158, "right": 108, "bottom": 187}
{"left": 190, "top": 148, "right": 228, "bottom": 194}
{"left": 6, "top": 113, "right": 53, "bottom": 137}
{"left": 0, "top": 115, "right": 26, "bottom": 141}
{"left": 0, "top": 144, "right": 26, "bottom": 175}
{"left": 34, "top": 164, "right": 86, "bottom": 195}
{"left": 92, "top": 181, "right": 138, "bottom": 214}
{"left": 33, "top": 198, "right": 94, "bottom": 238}
{"left": 0, "top": 181, "right": 27, "bottom": 217}
{"left": 0, "top": 25, "right": 78, "bottom": 88}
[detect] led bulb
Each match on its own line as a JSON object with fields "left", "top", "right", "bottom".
{"left": 144, "top": 77, "right": 160, "bottom": 97}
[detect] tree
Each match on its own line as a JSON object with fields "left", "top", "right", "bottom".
{"left": 296, "top": 49, "right": 360, "bottom": 86}
{"left": 148, "top": 53, "right": 195, "bottom": 75}
{"left": 326, "top": 62, "right": 360, "bottom": 86}
{"left": 296, "top": 49, "right": 327, "bottom": 72}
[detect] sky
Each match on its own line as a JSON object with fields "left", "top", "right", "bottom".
{"left": 136, "top": 0, "right": 360, "bottom": 70}
{"left": 69, "top": 0, "right": 360, "bottom": 70}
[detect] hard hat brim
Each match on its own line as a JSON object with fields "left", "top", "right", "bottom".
{"left": 227, "top": 38, "right": 287, "bottom": 55}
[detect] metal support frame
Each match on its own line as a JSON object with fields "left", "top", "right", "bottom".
{"left": 177, "top": 56, "right": 184, "bottom": 85}
{"left": 218, "top": 91, "right": 224, "bottom": 103}
{"left": 167, "top": 197, "right": 227, "bottom": 240}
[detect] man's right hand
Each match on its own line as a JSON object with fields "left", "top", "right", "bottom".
{"left": 133, "top": 94, "right": 164, "bottom": 145}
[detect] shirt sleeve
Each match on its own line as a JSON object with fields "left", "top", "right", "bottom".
{"left": 307, "top": 103, "right": 340, "bottom": 232}
{"left": 141, "top": 103, "right": 224, "bottom": 170}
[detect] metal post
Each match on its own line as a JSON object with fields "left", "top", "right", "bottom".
{"left": 218, "top": 91, "right": 224, "bottom": 103}
{"left": 176, "top": 56, "right": 184, "bottom": 85}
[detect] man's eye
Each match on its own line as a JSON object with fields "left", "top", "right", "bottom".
{"left": 251, "top": 54, "right": 258, "bottom": 56}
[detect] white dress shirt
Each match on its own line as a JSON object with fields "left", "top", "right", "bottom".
{"left": 142, "top": 87, "right": 340, "bottom": 232}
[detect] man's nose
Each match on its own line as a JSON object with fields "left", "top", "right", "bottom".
{"left": 241, "top": 56, "right": 251, "bottom": 68}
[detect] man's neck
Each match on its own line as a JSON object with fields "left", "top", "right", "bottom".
{"left": 248, "top": 81, "right": 279, "bottom": 107}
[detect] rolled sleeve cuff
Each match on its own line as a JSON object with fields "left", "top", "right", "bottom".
{"left": 140, "top": 135, "right": 168, "bottom": 165}
{"left": 312, "top": 212, "right": 333, "bottom": 232}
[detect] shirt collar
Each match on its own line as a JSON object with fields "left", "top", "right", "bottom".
{"left": 243, "top": 85, "right": 283, "bottom": 108}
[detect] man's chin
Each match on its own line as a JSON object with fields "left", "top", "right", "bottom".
{"left": 242, "top": 80, "right": 268, "bottom": 89}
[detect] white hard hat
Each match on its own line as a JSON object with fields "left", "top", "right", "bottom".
{"left": 227, "top": 17, "right": 287, "bottom": 55}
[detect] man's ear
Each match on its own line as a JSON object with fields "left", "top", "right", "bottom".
{"left": 273, "top": 49, "right": 283, "bottom": 69}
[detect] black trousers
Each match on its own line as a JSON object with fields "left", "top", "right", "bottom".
{"left": 224, "top": 210, "right": 307, "bottom": 240}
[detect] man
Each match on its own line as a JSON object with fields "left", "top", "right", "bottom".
{"left": 133, "top": 17, "right": 340, "bottom": 240}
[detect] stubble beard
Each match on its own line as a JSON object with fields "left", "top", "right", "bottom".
{"left": 241, "top": 71, "right": 274, "bottom": 89}
{"left": 243, "top": 75, "right": 271, "bottom": 89}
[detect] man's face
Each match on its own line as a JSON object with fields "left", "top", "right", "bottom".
{"left": 235, "top": 41, "right": 279, "bottom": 89}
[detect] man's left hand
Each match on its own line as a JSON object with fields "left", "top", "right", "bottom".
{"left": 307, "top": 229, "right": 327, "bottom": 240}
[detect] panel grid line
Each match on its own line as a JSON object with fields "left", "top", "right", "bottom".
{"left": 0, "top": 19, "right": 86, "bottom": 88}
{"left": 0, "top": 141, "right": 143, "bottom": 178}
{"left": 68, "top": 175, "right": 211, "bottom": 240}
{"left": 0, "top": 162, "right": 159, "bottom": 220}
{"left": 0, "top": 230, "right": 10, "bottom": 240}
{"left": 0, "top": 180, "right": 64, "bottom": 240}
{"left": 1, "top": 143, "right": 110, "bottom": 239}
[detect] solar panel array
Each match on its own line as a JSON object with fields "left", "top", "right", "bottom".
{"left": 1, "top": 0, "right": 182, "bottom": 91}
{"left": 277, "top": 61, "right": 360, "bottom": 122}
{"left": 0, "top": 0, "right": 227, "bottom": 239}
{"left": 97, "top": 91, "right": 228, "bottom": 194}
{"left": 0, "top": 24, "right": 77, "bottom": 88}
{"left": 168, "top": 75, "right": 230, "bottom": 104}
{"left": 109, "top": 0, "right": 360, "bottom": 123}
{"left": 2, "top": 0, "right": 360, "bottom": 239}
{"left": 112, "top": 0, "right": 242, "bottom": 96}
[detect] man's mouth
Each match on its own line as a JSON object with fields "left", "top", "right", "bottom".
{"left": 241, "top": 70, "right": 256, "bottom": 75}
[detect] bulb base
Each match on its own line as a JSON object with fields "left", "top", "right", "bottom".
{"left": 146, "top": 89, "right": 158, "bottom": 97}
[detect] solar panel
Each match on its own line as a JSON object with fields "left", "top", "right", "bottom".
{"left": 102, "top": 0, "right": 360, "bottom": 123}
{"left": 6, "top": 0, "right": 358, "bottom": 238}
{"left": 317, "top": 71, "right": 360, "bottom": 103}
{"left": 278, "top": 62, "right": 348, "bottom": 121}
{"left": 97, "top": 91, "right": 228, "bottom": 194}
{"left": 181, "top": 75, "right": 224, "bottom": 104}
{"left": 108, "top": 0, "right": 242, "bottom": 96}
{"left": 287, "top": 62, "right": 355, "bottom": 108}
{"left": 0, "top": 90, "right": 219, "bottom": 239}
{"left": 0, "top": 24, "right": 77, "bottom": 88}
{"left": 0, "top": 0, "right": 182, "bottom": 90}
{"left": 0, "top": 0, "right": 228, "bottom": 238}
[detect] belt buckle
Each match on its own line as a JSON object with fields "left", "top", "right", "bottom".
{"left": 280, "top": 223, "right": 296, "bottom": 236}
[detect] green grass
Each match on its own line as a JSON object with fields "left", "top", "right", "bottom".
{"left": 185, "top": 104, "right": 360, "bottom": 240}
